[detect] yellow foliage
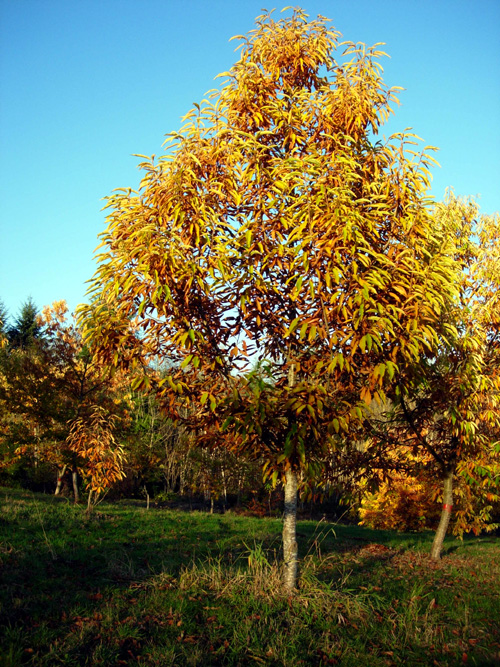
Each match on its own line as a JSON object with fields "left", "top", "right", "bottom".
{"left": 66, "top": 406, "right": 127, "bottom": 494}
{"left": 360, "top": 468, "right": 500, "bottom": 536}
{"left": 359, "top": 474, "right": 441, "bottom": 532}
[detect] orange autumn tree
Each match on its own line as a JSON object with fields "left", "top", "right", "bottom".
{"left": 67, "top": 406, "right": 126, "bottom": 511}
{"left": 81, "top": 9, "right": 457, "bottom": 590}
{"left": 0, "top": 301, "right": 129, "bottom": 501}
{"left": 39, "top": 302, "right": 130, "bottom": 502}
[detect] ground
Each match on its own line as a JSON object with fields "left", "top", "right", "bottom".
{"left": 0, "top": 488, "right": 499, "bottom": 666}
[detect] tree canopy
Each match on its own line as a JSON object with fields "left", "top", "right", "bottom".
{"left": 81, "top": 8, "right": 462, "bottom": 588}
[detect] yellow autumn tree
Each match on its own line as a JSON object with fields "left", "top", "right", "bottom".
{"left": 357, "top": 194, "right": 500, "bottom": 558}
{"left": 81, "top": 9, "right": 458, "bottom": 590}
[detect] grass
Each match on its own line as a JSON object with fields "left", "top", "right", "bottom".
{"left": 0, "top": 488, "right": 499, "bottom": 666}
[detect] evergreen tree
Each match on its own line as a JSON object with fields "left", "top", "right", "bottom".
{"left": 8, "top": 298, "right": 41, "bottom": 349}
{"left": 0, "top": 300, "right": 8, "bottom": 340}
{"left": 0, "top": 300, "right": 8, "bottom": 350}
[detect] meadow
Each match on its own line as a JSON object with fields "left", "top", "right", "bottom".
{"left": 0, "top": 488, "right": 499, "bottom": 666}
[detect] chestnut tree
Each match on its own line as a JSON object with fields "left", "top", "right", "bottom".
{"left": 81, "top": 9, "right": 458, "bottom": 590}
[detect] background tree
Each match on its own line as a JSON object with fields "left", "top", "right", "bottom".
{"left": 67, "top": 405, "right": 126, "bottom": 511}
{"left": 7, "top": 297, "right": 41, "bottom": 349}
{"left": 0, "top": 301, "right": 130, "bottom": 501}
{"left": 358, "top": 195, "right": 500, "bottom": 559}
{"left": 81, "top": 8, "right": 458, "bottom": 590}
{"left": 120, "top": 391, "right": 191, "bottom": 500}
{"left": 0, "top": 300, "right": 8, "bottom": 347}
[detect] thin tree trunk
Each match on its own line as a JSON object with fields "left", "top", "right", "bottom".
{"left": 72, "top": 469, "right": 80, "bottom": 504}
{"left": 179, "top": 468, "right": 185, "bottom": 496}
{"left": 237, "top": 474, "right": 242, "bottom": 506}
{"left": 283, "top": 469, "right": 298, "bottom": 592}
{"left": 87, "top": 489, "right": 93, "bottom": 513}
{"left": 54, "top": 464, "right": 67, "bottom": 496}
{"left": 431, "top": 468, "right": 454, "bottom": 561}
{"left": 221, "top": 466, "right": 227, "bottom": 512}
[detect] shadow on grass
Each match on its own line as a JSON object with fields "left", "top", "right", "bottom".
{"left": 1, "top": 488, "right": 500, "bottom": 666}
{"left": 1, "top": 489, "right": 442, "bottom": 626}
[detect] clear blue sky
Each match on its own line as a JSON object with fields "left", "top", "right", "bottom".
{"left": 1, "top": 0, "right": 499, "bottom": 322}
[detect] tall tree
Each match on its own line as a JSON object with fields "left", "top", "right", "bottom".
{"left": 7, "top": 297, "right": 41, "bottom": 349}
{"left": 81, "top": 8, "right": 457, "bottom": 590}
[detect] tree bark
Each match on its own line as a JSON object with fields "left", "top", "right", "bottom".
{"left": 72, "top": 469, "right": 80, "bottom": 504}
{"left": 87, "top": 489, "right": 93, "bottom": 513}
{"left": 431, "top": 468, "right": 454, "bottom": 561}
{"left": 283, "top": 468, "right": 298, "bottom": 592}
{"left": 54, "top": 464, "right": 67, "bottom": 496}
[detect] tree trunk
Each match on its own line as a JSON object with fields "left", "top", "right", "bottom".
{"left": 221, "top": 466, "right": 227, "bottom": 512}
{"left": 431, "top": 468, "right": 454, "bottom": 561}
{"left": 87, "top": 489, "right": 93, "bottom": 513}
{"left": 54, "top": 464, "right": 67, "bottom": 496}
{"left": 72, "top": 469, "right": 80, "bottom": 504}
{"left": 283, "top": 469, "right": 298, "bottom": 592}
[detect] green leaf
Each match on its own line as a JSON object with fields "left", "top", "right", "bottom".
{"left": 181, "top": 354, "right": 193, "bottom": 369}
{"left": 285, "top": 317, "right": 300, "bottom": 337}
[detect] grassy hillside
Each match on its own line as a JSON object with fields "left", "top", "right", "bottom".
{"left": 0, "top": 488, "right": 499, "bottom": 666}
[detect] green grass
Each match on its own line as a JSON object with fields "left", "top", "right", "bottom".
{"left": 0, "top": 488, "right": 499, "bottom": 666}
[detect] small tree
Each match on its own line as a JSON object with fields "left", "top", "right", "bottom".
{"left": 67, "top": 406, "right": 126, "bottom": 511}
{"left": 82, "top": 9, "right": 457, "bottom": 590}
{"left": 0, "top": 301, "right": 130, "bottom": 500}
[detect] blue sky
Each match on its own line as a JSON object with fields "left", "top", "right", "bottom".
{"left": 1, "top": 0, "right": 499, "bottom": 321}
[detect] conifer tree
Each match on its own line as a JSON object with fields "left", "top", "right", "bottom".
{"left": 7, "top": 297, "right": 42, "bottom": 349}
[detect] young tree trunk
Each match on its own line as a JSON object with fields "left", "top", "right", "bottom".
{"left": 54, "top": 464, "right": 68, "bottom": 496}
{"left": 221, "top": 466, "right": 227, "bottom": 512}
{"left": 431, "top": 468, "right": 454, "bottom": 561}
{"left": 87, "top": 489, "right": 93, "bottom": 513}
{"left": 283, "top": 469, "right": 298, "bottom": 592}
{"left": 72, "top": 469, "right": 80, "bottom": 504}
